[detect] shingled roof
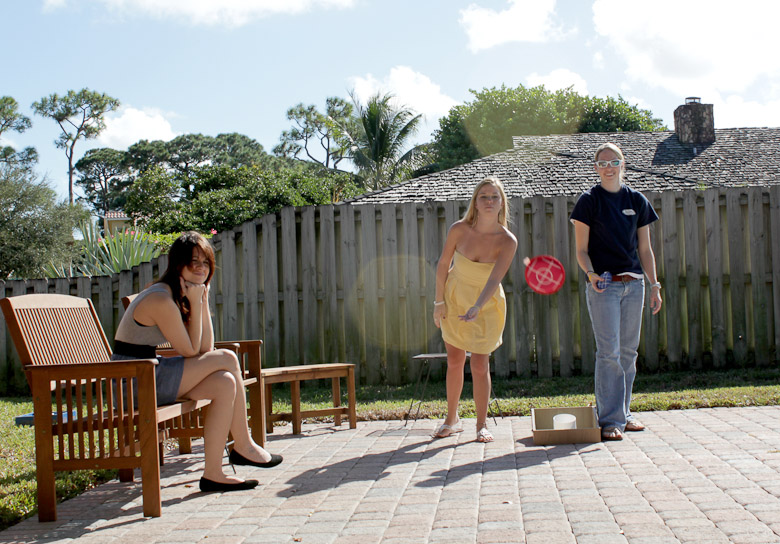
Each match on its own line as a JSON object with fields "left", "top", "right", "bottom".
{"left": 346, "top": 127, "right": 780, "bottom": 204}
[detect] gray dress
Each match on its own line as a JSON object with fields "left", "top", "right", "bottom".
{"left": 112, "top": 284, "right": 186, "bottom": 405}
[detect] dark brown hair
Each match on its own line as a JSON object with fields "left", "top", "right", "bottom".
{"left": 157, "top": 231, "right": 216, "bottom": 325}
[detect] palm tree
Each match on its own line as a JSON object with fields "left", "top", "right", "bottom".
{"left": 342, "top": 92, "right": 426, "bottom": 190}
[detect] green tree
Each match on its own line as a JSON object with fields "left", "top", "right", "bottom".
{"left": 0, "top": 96, "right": 38, "bottom": 169}
{"left": 0, "top": 165, "right": 86, "bottom": 279}
{"left": 274, "top": 97, "right": 355, "bottom": 169}
{"left": 431, "top": 85, "right": 665, "bottom": 171}
{"left": 31, "top": 88, "right": 120, "bottom": 204}
{"left": 123, "top": 165, "right": 181, "bottom": 226}
{"left": 213, "top": 132, "right": 270, "bottom": 168}
{"left": 342, "top": 92, "right": 425, "bottom": 190}
{"left": 126, "top": 138, "right": 171, "bottom": 175}
{"left": 577, "top": 95, "right": 665, "bottom": 133}
{"left": 129, "top": 163, "right": 361, "bottom": 234}
{"left": 75, "top": 147, "right": 130, "bottom": 219}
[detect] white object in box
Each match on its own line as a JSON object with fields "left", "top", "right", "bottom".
{"left": 532, "top": 406, "right": 601, "bottom": 445}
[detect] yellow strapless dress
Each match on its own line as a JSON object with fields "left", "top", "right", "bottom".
{"left": 441, "top": 250, "right": 507, "bottom": 354}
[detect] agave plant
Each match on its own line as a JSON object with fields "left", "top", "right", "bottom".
{"left": 45, "top": 221, "right": 162, "bottom": 278}
{"left": 77, "top": 221, "right": 162, "bottom": 276}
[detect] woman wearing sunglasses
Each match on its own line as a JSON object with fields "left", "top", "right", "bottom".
{"left": 570, "top": 143, "right": 662, "bottom": 441}
{"left": 113, "top": 231, "right": 282, "bottom": 492}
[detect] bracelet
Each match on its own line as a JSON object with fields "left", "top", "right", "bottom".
{"left": 434, "top": 300, "right": 445, "bottom": 306}
{"left": 650, "top": 282, "right": 662, "bottom": 290}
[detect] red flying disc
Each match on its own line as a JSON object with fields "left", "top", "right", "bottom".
{"left": 524, "top": 255, "right": 565, "bottom": 295}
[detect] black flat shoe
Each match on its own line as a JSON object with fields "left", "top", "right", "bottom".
{"left": 228, "top": 449, "right": 283, "bottom": 468}
{"left": 199, "top": 477, "right": 259, "bottom": 492}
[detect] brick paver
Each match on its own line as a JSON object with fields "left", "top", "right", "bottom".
{"left": 2, "top": 406, "right": 780, "bottom": 543}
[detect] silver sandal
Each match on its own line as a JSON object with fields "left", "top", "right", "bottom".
{"left": 432, "top": 419, "right": 463, "bottom": 438}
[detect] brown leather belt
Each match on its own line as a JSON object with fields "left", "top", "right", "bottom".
{"left": 612, "top": 274, "right": 637, "bottom": 282}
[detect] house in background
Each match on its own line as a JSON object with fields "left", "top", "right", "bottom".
{"left": 346, "top": 98, "right": 780, "bottom": 204}
{"left": 99, "top": 210, "right": 133, "bottom": 234}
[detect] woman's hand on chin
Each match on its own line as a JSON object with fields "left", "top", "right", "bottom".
{"left": 180, "top": 278, "right": 206, "bottom": 301}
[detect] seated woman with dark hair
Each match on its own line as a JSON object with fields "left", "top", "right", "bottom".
{"left": 113, "top": 231, "right": 282, "bottom": 492}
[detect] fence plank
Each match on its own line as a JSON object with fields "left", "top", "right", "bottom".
{"left": 97, "top": 277, "right": 114, "bottom": 345}
{"left": 340, "top": 205, "right": 361, "bottom": 373}
{"left": 242, "top": 221, "right": 259, "bottom": 341}
{"left": 726, "top": 190, "right": 748, "bottom": 365}
{"left": 221, "top": 231, "right": 239, "bottom": 341}
{"left": 553, "top": 196, "right": 574, "bottom": 376}
{"left": 531, "top": 196, "right": 552, "bottom": 377}
{"left": 511, "top": 197, "right": 532, "bottom": 377}
{"left": 77, "top": 277, "right": 91, "bottom": 300}
{"left": 262, "top": 214, "right": 280, "bottom": 367}
{"left": 402, "top": 203, "right": 424, "bottom": 381}
{"left": 6, "top": 282, "right": 27, "bottom": 393}
{"left": 661, "top": 191, "right": 682, "bottom": 367}
{"left": 748, "top": 188, "right": 770, "bottom": 365}
{"left": 359, "top": 205, "right": 381, "bottom": 384}
{"left": 0, "top": 286, "right": 9, "bottom": 395}
{"left": 300, "top": 207, "right": 318, "bottom": 364}
{"left": 642, "top": 193, "right": 660, "bottom": 371}
{"left": 423, "top": 202, "right": 444, "bottom": 377}
{"left": 138, "top": 262, "right": 153, "bottom": 293}
{"left": 281, "top": 207, "right": 300, "bottom": 364}
{"left": 771, "top": 186, "right": 780, "bottom": 354}
{"left": 32, "top": 279, "right": 48, "bottom": 293}
{"left": 682, "top": 191, "right": 702, "bottom": 367}
{"left": 381, "top": 204, "right": 401, "bottom": 384}
{"left": 704, "top": 189, "right": 727, "bottom": 366}
{"left": 320, "top": 206, "right": 338, "bottom": 362}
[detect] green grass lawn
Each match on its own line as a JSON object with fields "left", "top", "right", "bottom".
{"left": 2, "top": 367, "right": 779, "bottom": 531}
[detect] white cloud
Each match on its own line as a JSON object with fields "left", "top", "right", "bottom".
{"left": 42, "top": 0, "right": 67, "bottom": 11}
{"left": 96, "top": 106, "right": 178, "bottom": 149}
{"left": 592, "top": 0, "right": 780, "bottom": 97}
{"left": 52, "top": 0, "right": 355, "bottom": 26}
{"left": 526, "top": 69, "right": 588, "bottom": 95}
{"left": 0, "top": 136, "right": 18, "bottom": 150}
{"left": 459, "top": 0, "right": 572, "bottom": 52}
{"left": 349, "top": 66, "right": 459, "bottom": 122}
{"left": 592, "top": 51, "right": 604, "bottom": 70}
{"left": 625, "top": 96, "right": 652, "bottom": 111}
{"left": 713, "top": 94, "right": 780, "bottom": 128}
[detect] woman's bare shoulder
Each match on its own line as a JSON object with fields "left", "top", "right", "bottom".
{"left": 500, "top": 226, "right": 518, "bottom": 246}
{"left": 449, "top": 220, "right": 469, "bottom": 233}
{"left": 137, "top": 284, "right": 175, "bottom": 308}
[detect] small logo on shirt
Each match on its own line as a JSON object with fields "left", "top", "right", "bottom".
{"left": 622, "top": 209, "right": 636, "bottom": 216}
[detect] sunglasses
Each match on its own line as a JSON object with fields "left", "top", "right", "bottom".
{"left": 595, "top": 159, "right": 623, "bottom": 168}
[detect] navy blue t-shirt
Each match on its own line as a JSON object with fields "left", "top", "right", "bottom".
{"left": 570, "top": 184, "right": 658, "bottom": 275}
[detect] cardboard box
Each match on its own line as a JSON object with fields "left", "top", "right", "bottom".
{"left": 531, "top": 406, "right": 601, "bottom": 445}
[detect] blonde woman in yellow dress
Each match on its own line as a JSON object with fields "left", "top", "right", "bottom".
{"left": 432, "top": 177, "right": 517, "bottom": 442}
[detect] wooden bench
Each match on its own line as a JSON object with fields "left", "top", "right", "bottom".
{"left": 121, "top": 294, "right": 265, "bottom": 447}
{"left": 263, "top": 364, "right": 357, "bottom": 435}
{"left": 0, "top": 293, "right": 211, "bottom": 521}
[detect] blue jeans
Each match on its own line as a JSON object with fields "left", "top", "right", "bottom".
{"left": 586, "top": 279, "right": 645, "bottom": 431}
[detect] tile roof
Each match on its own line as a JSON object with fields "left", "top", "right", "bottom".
{"left": 102, "top": 210, "right": 131, "bottom": 220}
{"left": 345, "top": 128, "right": 780, "bottom": 203}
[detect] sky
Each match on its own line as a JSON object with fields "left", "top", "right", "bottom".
{"left": 3, "top": 0, "right": 780, "bottom": 203}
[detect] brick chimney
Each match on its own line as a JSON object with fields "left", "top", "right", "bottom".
{"left": 674, "top": 97, "right": 715, "bottom": 144}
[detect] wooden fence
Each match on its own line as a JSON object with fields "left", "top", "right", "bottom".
{"left": 2, "top": 185, "right": 779, "bottom": 394}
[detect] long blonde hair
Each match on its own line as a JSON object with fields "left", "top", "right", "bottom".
{"left": 462, "top": 177, "right": 509, "bottom": 227}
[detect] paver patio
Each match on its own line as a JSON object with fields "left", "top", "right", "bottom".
{"left": 2, "top": 406, "right": 780, "bottom": 543}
